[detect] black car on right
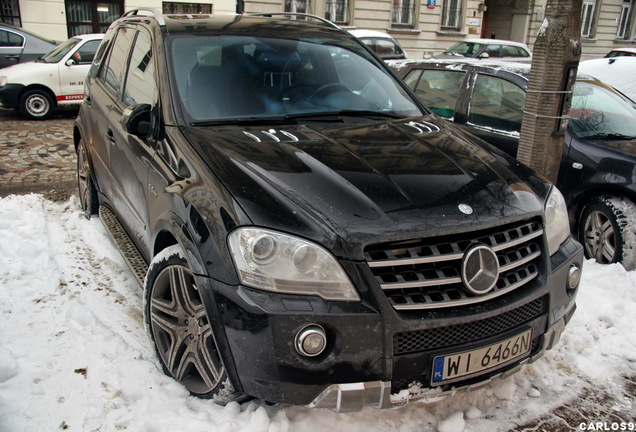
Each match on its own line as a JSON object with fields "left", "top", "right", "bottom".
{"left": 390, "top": 60, "right": 636, "bottom": 270}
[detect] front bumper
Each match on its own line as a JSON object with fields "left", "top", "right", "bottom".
{"left": 0, "top": 83, "right": 24, "bottom": 109}
{"left": 201, "top": 236, "right": 583, "bottom": 411}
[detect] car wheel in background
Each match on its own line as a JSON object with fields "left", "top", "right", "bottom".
{"left": 145, "top": 246, "right": 245, "bottom": 403}
{"left": 19, "top": 89, "right": 55, "bottom": 120}
{"left": 77, "top": 138, "right": 99, "bottom": 219}
{"left": 579, "top": 195, "right": 636, "bottom": 270}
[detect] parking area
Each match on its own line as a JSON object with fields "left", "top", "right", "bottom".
{"left": 0, "top": 108, "right": 77, "bottom": 200}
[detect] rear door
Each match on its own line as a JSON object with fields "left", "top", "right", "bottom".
{"left": 0, "top": 28, "right": 24, "bottom": 68}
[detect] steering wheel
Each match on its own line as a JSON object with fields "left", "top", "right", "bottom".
{"left": 308, "top": 83, "right": 350, "bottom": 104}
{"left": 585, "top": 111, "right": 605, "bottom": 127}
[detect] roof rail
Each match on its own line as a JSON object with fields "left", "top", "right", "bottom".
{"left": 245, "top": 13, "right": 339, "bottom": 29}
{"left": 122, "top": 8, "right": 166, "bottom": 26}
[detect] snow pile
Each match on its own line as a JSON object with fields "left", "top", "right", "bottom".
{"left": 0, "top": 194, "right": 634, "bottom": 432}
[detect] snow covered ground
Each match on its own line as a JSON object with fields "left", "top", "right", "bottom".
{"left": 0, "top": 194, "right": 634, "bottom": 432}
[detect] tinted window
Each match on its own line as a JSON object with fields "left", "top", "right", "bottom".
{"left": 502, "top": 45, "right": 528, "bottom": 57}
{"left": 404, "top": 69, "right": 465, "bottom": 118}
{"left": 468, "top": 74, "right": 525, "bottom": 133}
{"left": 123, "top": 30, "right": 156, "bottom": 106}
{"left": 0, "top": 29, "right": 23, "bottom": 47}
{"left": 170, "top": 35, "right": 420, "bottom": 121}
{"left": 101, "top": 27, "right": 135, "bottom": 94}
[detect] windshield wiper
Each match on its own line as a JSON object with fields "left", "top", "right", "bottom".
{"left": 284, "top": 110, "right": 404, "bottom": 120}
{"left": 190, "top": 117, "right": 298, "bottom": 127}
{"left": 584, "top": 133, "right": 636, "bottom": 140}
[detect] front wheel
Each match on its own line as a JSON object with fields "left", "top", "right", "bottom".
{"left": 145, "top": 246, "right": 245, "bottom": 402}
{"left": 19, "top": 89, "right": 55, "bottom": 120}
{"left": 579, "top": 195, "right": 636, "bottom": 270}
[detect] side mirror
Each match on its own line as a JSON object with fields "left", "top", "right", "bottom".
{"left": 65, "top": 59, "right": 76, "bottom": 66}
{"left": 478, "top": 52, "right": 490, "bottom": 59}
{"left": 123, "top": 103, "right": 152, "bottom": 138}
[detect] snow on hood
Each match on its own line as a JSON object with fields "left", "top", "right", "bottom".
{"left": 579, "top": 57, "right": 636, "bottom": 101}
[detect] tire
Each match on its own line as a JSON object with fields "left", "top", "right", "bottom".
{"left": 19, "top": 89, "right": 55, "bottom": 120}
{"left": 145, "top": 246, "right": 245, "bottom": 402}
{"left": 76, "top": 138, "right": 98, "bottom": 219}
{"left": 578, "top": 195, "right": 636, "bottom": 270}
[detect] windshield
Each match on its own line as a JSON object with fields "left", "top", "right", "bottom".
{"left": 169, "top": 35, "right": 422, "bottom": 123}
{"left": 568, "top": 81, "right": 636, "bottom": 139}
{"left": 41, "top": 38, "right": 81, "bottom": 63}
{"left": 444, "top": 42, "right": 482, "bottom": 58}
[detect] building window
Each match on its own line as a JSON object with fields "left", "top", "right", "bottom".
{"left": 0, "top": 0, "right": 21, "bottom": 26}
{"left": 162, "top": 2, "right": 212, "bottom": 14}
{"left": 441, "top": 0, "right": 463, "bottom": 30}
{"left": 66, "top": 0, "right": 123, "bottom": 37}
{"left": 325, "top": 0, "right": 348, "bottom": 24}
{"left": 617, "top": 0, "right": 632, "bottom": 39}
{"left": 581, "top": 0, "right": 598, "bottom": 38}
{"left": 285, "top": 0, "right": 311, "bottom": 15}
{"left": 392, "top": 0, "right": 415, "bottom": 27}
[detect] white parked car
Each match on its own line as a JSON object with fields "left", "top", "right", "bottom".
{"left": 435, "top": 39, "right": 532, "bottom": 63}
{"left": 579, "top": 56, "right": 636, "bottom": 102}
{"left": 348, "top": 29, "right": 407, "bottom": 60}
{"left": 0, "top": 33, "right": 103, "bottom": 119}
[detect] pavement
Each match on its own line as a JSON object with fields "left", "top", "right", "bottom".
{"left": 0, "top": 107, "right": 78, "bottom": 200}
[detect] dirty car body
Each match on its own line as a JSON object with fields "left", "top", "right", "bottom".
{"left": 74, "top": 11, "right": 583, "bottom": 412}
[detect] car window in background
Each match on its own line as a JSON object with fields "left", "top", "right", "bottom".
{"left": 122, "top": 30, "right": 156, "bottom": 106}
{"left": 74, "top": 39, "right": 101, "bottom": 64}
{"left": 468, "top": 74, "right": 525, "bottom": 133}
{"left": 0, "top": 29, "right": 23, "bottom": 47}
{"left": 568, "top": 81, "right": 636, "bottom": 139}
{"left": 444, "top": 41, "right": 477, "bottom": 57}
{"left": 403, "top": 69, "right": 466, "bottom": 118}
{"left": 484, "top": 45, "right": 500, "bottom": 58}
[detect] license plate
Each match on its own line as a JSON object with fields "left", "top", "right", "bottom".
{"left": 431, "top": 329, "right": 533, "bottom": 385}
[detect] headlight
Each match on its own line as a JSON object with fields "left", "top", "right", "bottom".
{"left": 545, "top": 186, "right": 570, "bottom": 256}
{"left": 0, "top": 76, "right": 7, "bottom": 87}
{"left": 228, "top": 228, "right": 360, "bottom": 301}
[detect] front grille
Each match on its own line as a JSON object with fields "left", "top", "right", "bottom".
{"left": 393, "top": 297, "right": 546, "bottom": 355}
{"left": 365, "top": 219, "right": 543, "bottom": 310}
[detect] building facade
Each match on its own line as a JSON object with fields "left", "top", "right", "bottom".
{"left": 1, "top": 0, "right": 634, "bottom": 59}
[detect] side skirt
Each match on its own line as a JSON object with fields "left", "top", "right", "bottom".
{"left": 99, "top": 205, "right": 149, "bottom": 286}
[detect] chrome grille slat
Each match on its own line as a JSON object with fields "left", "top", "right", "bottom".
{"left": 365, "top": 220, "right": 544, "bottom": 310}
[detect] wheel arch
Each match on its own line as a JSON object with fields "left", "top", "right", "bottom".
{"left": 568, "top": 185, "right": 636, "bottom": 234}
{"left": 19, "top": 83, "right": 58, "bottom": 108}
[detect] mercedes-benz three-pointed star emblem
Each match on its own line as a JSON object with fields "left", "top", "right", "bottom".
{"left": 461, "top": 244, "right": 500, "bottom": 295}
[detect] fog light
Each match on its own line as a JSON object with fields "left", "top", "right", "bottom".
{"left": 567, "top": 265, "right": 581, "bottom": 290}
{"left": 295, "top": 325, "right": 327, "bottom": 357}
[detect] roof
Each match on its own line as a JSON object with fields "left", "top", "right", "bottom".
{"left": 348, "top": 29, "right": 398, "bottom": 40}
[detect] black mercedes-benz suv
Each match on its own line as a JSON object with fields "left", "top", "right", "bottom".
{"left": 74, "top": 9, "right": 583, "bottom": 412}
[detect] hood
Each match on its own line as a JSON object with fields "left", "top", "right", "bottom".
{"left": 0, "top": 60, "right": 53, "bottom": 81}
{"left": 182, "top": 117, "right": 548, "bottom": 258}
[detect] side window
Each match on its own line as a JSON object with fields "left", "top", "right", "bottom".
{"left": 503, "top": 45, "right": 518, "bottom": 57}
{"left": 100, "top": 27, "right": 135, "bottom": 95}
{"left": 484, "top": 45, "right": 501, "bottom": 58}
{"left": 375, "top": 39, "right": 401, "bottom": 57}
{"left": 0, "top": 30, "right": 23, "bottom": 47}
{"left": 122, "top": 30, "right": 156, "bottom": 107}
{"left": 404, "top": 69, "right": 465, "bottom": 118}
{"left": 73, "top": 40, "right": 101, "bottom": 65}
{"left": 468, "top": 74, "right": 526, "bottom": 133}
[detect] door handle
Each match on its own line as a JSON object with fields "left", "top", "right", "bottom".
{"left": 4, "top": 55, "right": 19, "bottom": 60}
{"left": 107, "top": 128, "right": 116, "bottom": 144}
